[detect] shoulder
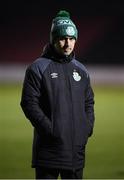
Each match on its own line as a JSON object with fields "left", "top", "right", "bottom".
{"left": 72, "top": 59, "right": 89, "bottom": 78}
{"left": 27, "top": 57, "right": 52, "bottom": 76}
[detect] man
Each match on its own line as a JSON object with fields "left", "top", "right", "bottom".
{"left": 20, "top": 10, "right": 95, "bottom": 179}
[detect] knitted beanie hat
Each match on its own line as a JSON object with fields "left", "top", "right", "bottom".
{"left": 50, "top": 10, "right": 78, "bottom": 44}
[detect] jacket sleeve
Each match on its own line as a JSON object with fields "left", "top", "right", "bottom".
{"left": 85, "top": 76, "right": 95, "bottom": 137}
{"left": 20, "top": 66, "right": 52, "bottom": 136}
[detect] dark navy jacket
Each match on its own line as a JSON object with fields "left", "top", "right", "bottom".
{"left": 20, "top": 44, "right": 95, "bottom": 170}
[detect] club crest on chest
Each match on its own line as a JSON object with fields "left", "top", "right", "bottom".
{"left": 73, "top": 70, "right": 81, "bottom": 81}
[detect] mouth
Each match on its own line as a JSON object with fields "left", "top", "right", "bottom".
{"left": 63, "top": 47, "right": 71, "bottom": 52}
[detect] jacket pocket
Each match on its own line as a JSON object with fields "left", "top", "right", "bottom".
{"left": 51, "top": 115, "right": 63, "bottom": 145}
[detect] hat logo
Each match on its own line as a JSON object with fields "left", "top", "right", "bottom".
{"left": 66, "top": 26, "right": 75, "bottom": 36}
{"left": 57, "top": 20, "right": 74, "bottom": 26}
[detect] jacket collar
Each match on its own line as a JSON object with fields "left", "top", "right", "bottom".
{"left": 41, "top": 43, "right": 75, "bottom": 63}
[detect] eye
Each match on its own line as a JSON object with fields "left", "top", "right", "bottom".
{"left": 70, "top": 37, "right": 75, "bottom": 41}
{"left": 59, "top": 37, "right": 65, "bottom": 41}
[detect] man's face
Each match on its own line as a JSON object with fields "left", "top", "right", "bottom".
{"left": 54, "top": 36, "right": 76, "bottom": 56}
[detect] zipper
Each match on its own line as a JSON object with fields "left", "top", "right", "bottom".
{"left": 62, "top": 63, "right": 75, "bottom": 171}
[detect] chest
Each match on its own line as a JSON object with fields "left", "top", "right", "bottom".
{"left": 42, "top": 62, "right": 88, "bottom": 93}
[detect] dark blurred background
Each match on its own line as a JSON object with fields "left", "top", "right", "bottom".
{"left": 0, "top": 1, "right": 124, "bottom": 65}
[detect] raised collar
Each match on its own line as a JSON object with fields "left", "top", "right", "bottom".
{"left": 41, "top": 43, "right": 75, "bottom": 63}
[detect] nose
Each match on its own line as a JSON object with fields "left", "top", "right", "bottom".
{"left": 65, "top": 38, "right": 70, "bottom": 45}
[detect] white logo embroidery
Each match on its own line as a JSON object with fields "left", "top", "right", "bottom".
{"left": 51, "top": 73, "right": 58, "bottom": 78}
{"left": 57, "top": 20, "right": 75, "bottom": 26}
{"left": 73, "top": 71, "right": 81, "bottom": 81}
{"left": 66, "top": 26, "right": 75, "bottom": 36}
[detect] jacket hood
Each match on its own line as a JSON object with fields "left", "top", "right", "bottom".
{"left": 41, "top": 43, "right": 75, "bottom": 63}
